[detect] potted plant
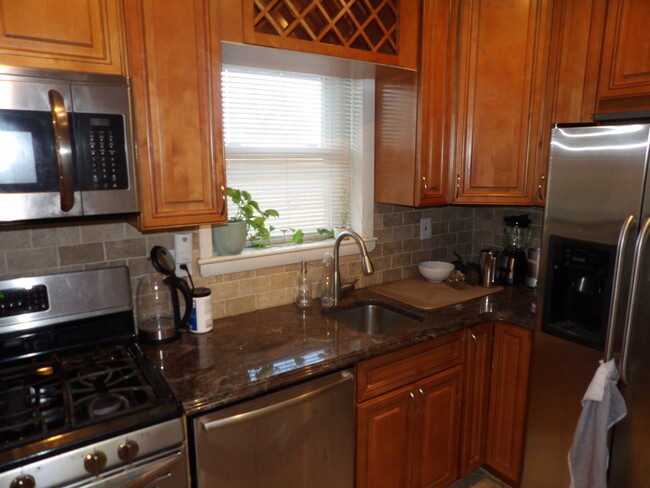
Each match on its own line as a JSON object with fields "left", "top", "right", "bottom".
{"left": 212, "top": 188, "right": 279, "bottom": 255}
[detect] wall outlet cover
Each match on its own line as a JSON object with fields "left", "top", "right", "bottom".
{"left": 420, "top": 218, "right": 432, "bottom": 240}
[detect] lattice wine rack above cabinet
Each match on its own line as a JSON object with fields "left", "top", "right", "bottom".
{"left": 240, "top": 0, "right": 419, "bottom": 68}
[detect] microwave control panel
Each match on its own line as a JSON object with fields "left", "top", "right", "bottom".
{"left": 74, "top": 113, "right": 130, "bottom": 191}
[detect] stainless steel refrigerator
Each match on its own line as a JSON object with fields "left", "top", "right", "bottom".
{"left": 521, "top": 123, "right": 650, "bottom": 487}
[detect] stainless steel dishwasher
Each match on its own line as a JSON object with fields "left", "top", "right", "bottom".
{"left": 192, "top": 369, "right": 354, "bottom": 488}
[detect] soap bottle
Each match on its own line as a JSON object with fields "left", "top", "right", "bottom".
{"left": 295, "top": 260, "right": 313, "bottom": 308}
{"left": 321, "top": 252, "right": 335, "bottom": 308}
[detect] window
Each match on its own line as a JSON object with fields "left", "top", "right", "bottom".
{"left": 198, "top": 48, "right": 375, "bottom": 277}
{"left": 222, "top": 64, "right": 357, "bottom": 242}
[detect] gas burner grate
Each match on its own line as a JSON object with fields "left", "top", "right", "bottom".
{"left": 0, "top": 344, "right": 159, "bottom": 452}
{"left": 0, "top": 358, "right": 67, "bottom": 447}
{"left": 61, "top": 345, "right": 155, "bottom": 427}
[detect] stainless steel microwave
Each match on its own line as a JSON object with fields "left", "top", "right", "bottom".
{"left": 0, "top": 66, "right": 138, "bottom": 223}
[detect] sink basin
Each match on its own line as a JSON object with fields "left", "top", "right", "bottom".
{"left": 323, "top": 300, "right": 423, "bottom": 335}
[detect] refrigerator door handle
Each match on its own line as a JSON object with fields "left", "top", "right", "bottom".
{"left": 605, "top": 215, "right": 636, "bottom": 362}
{"left": 620, "top": 216, "right": 650, "bottom": 385}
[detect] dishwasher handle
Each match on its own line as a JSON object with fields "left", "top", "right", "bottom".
{"left": 201, "top": 370, "right": 352, "bottom": 432}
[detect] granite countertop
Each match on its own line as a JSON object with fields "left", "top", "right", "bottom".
{"left": 143, "top": 285, "right": 535, "bottom": 417}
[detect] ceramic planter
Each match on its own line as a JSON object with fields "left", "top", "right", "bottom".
{"left": 212, "top": 221, "right": 247, "bottom": 255}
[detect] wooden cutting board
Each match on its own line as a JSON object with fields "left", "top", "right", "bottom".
{"left": 369, "top": 278, "right": 503, "bottom": 310}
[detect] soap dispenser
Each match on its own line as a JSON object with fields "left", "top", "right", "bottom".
{"left": 295, "top": 260, "right": 313, "bottom": 308}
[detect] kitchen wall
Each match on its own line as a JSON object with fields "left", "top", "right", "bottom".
{"left": 0, "top": 204, "right": 542, "bottom": 320}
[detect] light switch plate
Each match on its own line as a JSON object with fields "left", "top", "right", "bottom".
{"left": 420, "top": 218, "right": 432, "bottom": 240}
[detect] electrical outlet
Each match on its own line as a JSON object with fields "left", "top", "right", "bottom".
{"left": 420, "top": 218, "right": 432, "bottom": 240}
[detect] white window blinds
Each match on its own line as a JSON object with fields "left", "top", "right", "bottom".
{"left": 222, "top": 64, "right": 357, "bottom": 242}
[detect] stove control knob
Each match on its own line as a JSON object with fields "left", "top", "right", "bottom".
{"left": 118, "top": 440, "right": 140, "bottom": 464}
{"left": 84, "top": 451, "right": 107, "bottom": 476}
{"left": 10, "top": 475, "right": 35, "bottom": 488}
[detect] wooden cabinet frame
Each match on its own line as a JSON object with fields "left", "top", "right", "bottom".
{"left": 124, "top": 0, "right": 227, "bottom": 230}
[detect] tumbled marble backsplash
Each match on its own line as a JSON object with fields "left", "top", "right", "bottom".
{"left": 0, "top": 204, "right": 542, "bottom": 319}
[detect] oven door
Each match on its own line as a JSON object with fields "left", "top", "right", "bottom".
{"left": 0, "top": 80, "right": 82, "bottom": 221}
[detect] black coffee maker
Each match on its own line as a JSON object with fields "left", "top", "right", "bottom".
{"left": 501, "top": 214, "right": 531, "bottom": 285}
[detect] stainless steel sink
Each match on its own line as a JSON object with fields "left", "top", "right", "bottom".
{"left": 323, "top": 301, "right": 423, "bottom": 335}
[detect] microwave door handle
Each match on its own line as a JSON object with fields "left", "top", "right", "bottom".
{"left": 604, "top": 215, "right": 636, "bottom": 362}
{"left": 619, "top": 216, "right": 650, "bottom": 385}
{"left": 48, "top": 89, "right": 74, "bottom": 212}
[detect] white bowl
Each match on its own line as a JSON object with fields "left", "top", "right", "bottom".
{"left": 418, "top": 261, "right": 455, "bottom": 283}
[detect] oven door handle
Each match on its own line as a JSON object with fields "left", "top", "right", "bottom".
{"left": 100, "top": 450, "right": 184, "bottom": 488}
{"left": 48, "top": 89, "right": 75, "bottom": 212}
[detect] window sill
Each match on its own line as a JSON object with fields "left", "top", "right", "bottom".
{"left": 198, "top": 229, "right": 376, "bottom": 277}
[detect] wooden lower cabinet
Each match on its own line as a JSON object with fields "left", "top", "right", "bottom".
{"left": 355, "top": 334, "right": 464, "bottom": 488}
{"left": 355, "top": 323, "right": 531, "bottom": 488}
{"left": 356, "top": 366, "right": 463, "bottom": 488}
{"left": 459, "top": 323, "right": 493, "bottom": 476}
{"left": 485, "top": 322, "right": 532, "bottom": 486}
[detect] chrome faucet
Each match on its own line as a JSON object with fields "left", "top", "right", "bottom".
{"left": 333, "top": 230, "right": 374, "bottom": 305}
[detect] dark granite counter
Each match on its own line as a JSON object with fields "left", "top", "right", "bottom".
{"left": 143, "top": 285, "right": 535, "bottom": 417}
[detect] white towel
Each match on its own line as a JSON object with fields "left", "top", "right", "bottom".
{"left": 568, "top": 359, "right": 627, "bottom": 488}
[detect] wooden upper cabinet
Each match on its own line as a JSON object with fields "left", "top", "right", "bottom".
{"left": 220, "top": 0, "right": 419, "bottom": 69}
{"left": 374, "top": 0, "right": 456, "bottom": 207}
{"left": 536, "top": 0, "right": 607, "bottom": 205}
{"left": 597, "top": 0, "right": 650, "bottom": 112}
{"left": 0, "top": 0, "right": 124, "bottom": 74}
{"left": 453, "top": 0, "right": 552, "bottom": 205}
{"left": 124, "top": 0, "right": 227, "bottom": 230}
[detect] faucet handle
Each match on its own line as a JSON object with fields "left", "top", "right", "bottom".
{"left": 340, "top": 276, "right": 360, "bottom": 295}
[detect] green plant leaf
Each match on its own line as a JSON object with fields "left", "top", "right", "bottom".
{"left": 291, "top": 229, "right": 305, "bottom": 244}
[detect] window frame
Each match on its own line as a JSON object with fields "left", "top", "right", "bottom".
{"left": 198, "top": 45, "right": 377, "bottom": 278}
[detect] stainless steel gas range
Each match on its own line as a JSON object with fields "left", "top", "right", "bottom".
{"left": 0, "top": 267, "right": 187, "bottom": 488}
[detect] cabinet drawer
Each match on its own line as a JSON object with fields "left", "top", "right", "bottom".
{"left": 356, "top": 332, "right": 464, "bottom": 403}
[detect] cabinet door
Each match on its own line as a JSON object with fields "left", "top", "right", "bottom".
{"left": 598, "top": 0, "right": 650, "bottom": 112}
{"left": 459, "top": 323, "right": 493, "bottom": 476}
{"left": 223, "top": 0, "right": 419, "bottom": 69}
{"left": 414, "top": 365, "right": 463, "bottom": 488}
{"left": 374, "top": 0, "right": 457, "bottom": 207}
{"left": 453, "top": 0, "right": 552, "bottom": 205}
{"left": 0, "top": 0, "right": 124, "bottom": 74}
{"left": 485, "top": 322, "right": 532, "bottom": 486}
{"left": 124, "top": 0, "right": 227, "bottom": 230}
{"left": 416, "top": 0, "right": 457, "bottom": 206}
{"left": 356, "top": 385, "right": 415, "bottom": 488}
{"left": 536, "top": 0, "right": 607, "bottom": 205}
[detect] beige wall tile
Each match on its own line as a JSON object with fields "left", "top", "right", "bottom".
{"left": 224, "top": 295, "right": 256, "bottom": 317}
{"left": 105, "top": 238, "right": 147, "bottom": 260}
{"left": 58, "top": 243, "right": 104, "bottom": 266}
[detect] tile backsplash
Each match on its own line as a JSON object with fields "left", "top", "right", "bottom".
{"left": 0, "top": 204, "right": 543, "bottom": 319}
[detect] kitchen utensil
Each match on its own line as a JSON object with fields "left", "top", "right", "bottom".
{"left": 479, "top": 249, "right": 499, "bottom": 288}
{"left": 136, "top": 246, "right": 193, "bottom": 344}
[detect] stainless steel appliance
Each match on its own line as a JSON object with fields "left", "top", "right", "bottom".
{"left": 0, "top": 66, "right": 138, "bottom": 223}
{"left": 193, "top": 369, "right": 354, "bottom": 488}
{"left": 522, "top": 123, "right": 650, "bottom": 486}
{"left": 0, "top": 267, "right": 187, "bottom": 488}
